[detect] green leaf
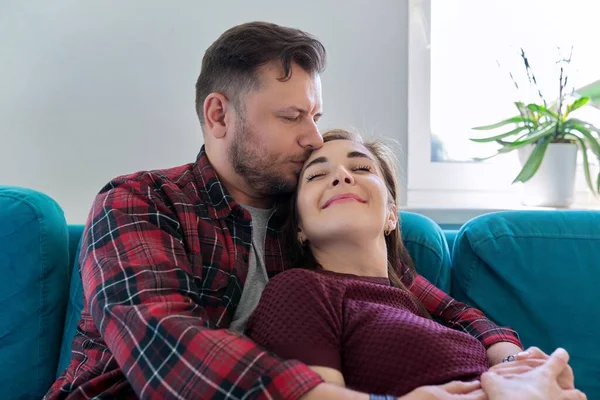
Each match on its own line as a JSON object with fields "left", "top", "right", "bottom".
{"left": 515, "top": 101, "right": 536, "bottom": 124}
{"left": 565, "top": 133, "right": 598, "bottom": 196}
{"left": 514, "top": 101, "right": 527, "bottom": 113}
{"left": 527, "top": 103, "right": 559, "bottom": 120}
{"left": 472, "top": 144, "right": 516, "bottom": 161}
{"left": 512, "top": 146, "right": 547, "bottom": 184}
{"left": 472, "top": 116, "right": 533, "bottom": 131}
{"left": 566, "top": 118, "right": 600, "bottom": 136}
{"left": 575, "top": 79, "right": 600, "bottom": 108}
{"left": 472, "top": 153, "right": 501, "bottom": 162}
{"left": 565, "top": 123, "right": 600, "bottom": 158}
{"left": 492, "top": 132, "right": 529, "bottom": 147}
{"left": 505, "top": 122, "right": 556, "bottom": 147}
{"left": 513, "top": 139, "right": 550, "bottom": 183}
{"left": 565, "top": 97, "right": 589, "bottom": 117}
{"left": 470, "top": 126, "right": 530, "bottom": 143}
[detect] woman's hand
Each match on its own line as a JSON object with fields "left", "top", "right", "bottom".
{"left": 481, "top": 348, "right": 586, "bottom": 400}
{"left": 402, "top": 380, "right": 486, "bottom": 400}
{"left": 489, "top": 346, "right": 575, "bottom": 389}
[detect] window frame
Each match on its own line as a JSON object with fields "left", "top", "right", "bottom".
{"left": 406, "top": 0, "right": 595, "bottom": 208}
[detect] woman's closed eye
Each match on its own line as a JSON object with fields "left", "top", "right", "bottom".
{"left": 352, "top": 165, "right": 372, "bottom": 173}
{"left": 305, "top": 171, "right": 326, "bottom": 182}
{"left": 305, "top": 165, "right": 373, "bottom": 182}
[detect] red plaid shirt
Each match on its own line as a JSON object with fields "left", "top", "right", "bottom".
{"left": 45, "top": 147, "right": 521, "bottom": 400}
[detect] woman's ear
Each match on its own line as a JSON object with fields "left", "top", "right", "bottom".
{"left": 297, "top": 226, "right": 308, "bottom": 246}
{"left": 386, "top": 204, "right": 398, "bottom": 232}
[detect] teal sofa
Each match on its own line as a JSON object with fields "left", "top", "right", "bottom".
{"left": 1, "top": 185, "right": 599, "bottom": 399}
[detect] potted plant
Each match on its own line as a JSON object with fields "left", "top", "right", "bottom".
{"left": 471, "top": 49, "right": 600, "bottom": 207}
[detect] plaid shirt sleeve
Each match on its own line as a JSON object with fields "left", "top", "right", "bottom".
{"left": 81, "top": 179, "right": 323, "bottom": 400}
{"left": 409, "top": 274, "right": 522, "bottom": 349}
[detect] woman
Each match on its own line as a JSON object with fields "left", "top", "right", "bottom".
{"left": 245, "top": 129, "right": 584, "bottom": 400}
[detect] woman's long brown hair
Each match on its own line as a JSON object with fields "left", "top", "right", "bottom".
{"left": 283, "top": 129, "right": 431, "bottom": 318}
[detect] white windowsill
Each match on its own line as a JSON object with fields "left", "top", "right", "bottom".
{"left": 402, "top": 189, "right": 600, "bottom": 226}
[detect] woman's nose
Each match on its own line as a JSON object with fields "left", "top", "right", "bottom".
{"left": 331, "top": 168, "right": 354, "bottom": 186}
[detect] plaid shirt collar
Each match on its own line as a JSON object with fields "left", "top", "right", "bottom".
{"left": 193, "top": 146, "right": 237, "bottom": 221}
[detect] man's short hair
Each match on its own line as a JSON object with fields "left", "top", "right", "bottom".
{"left": 195, "top": 21, "right": 327, "bottom": 124}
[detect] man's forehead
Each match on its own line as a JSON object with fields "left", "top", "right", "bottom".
{"left": 255, "top": 62, "right": 321, "bottom": 98}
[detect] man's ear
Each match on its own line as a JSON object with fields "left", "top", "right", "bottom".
{"left": 203, "top": 92, "right": 230, "bottom": 139}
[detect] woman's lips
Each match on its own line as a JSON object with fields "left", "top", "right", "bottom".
{"left": 322, "top": 193, "right": 366, "bottom": 209}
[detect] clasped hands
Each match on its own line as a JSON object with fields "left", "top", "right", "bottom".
{"left": 404, "top": 347, "right": 586, "bottom": 400}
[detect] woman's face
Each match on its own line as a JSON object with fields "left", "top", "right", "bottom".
{"left": 296, "top": 139, "right": 396, "bottom": 246}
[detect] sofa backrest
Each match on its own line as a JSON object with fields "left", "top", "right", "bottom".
{"left": 0, "top": 186, "right": 70, "bottom": 400}
{"left": 451, "top": 210, "right": 600, "bottom": 397}
{"left": 56, "top": 226, "right": 84, "bottom": 378}
{"left": 400, "top": 211, "right": 452, "bottom": 293}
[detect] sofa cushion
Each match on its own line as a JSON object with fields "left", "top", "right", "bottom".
{"left": 0, "top": 186, "right": 70, "bottom": 399}
{"left": 451, "top": 210, "right": 600, "bottom": 397}
{"left": 399, "top": 211, "right": 451, "bottom": 293}
{"left": 67, "top": 225, "right": 85, "bottom": 277}
{"left": 56, "top": 225, "right": 84, "bottom": 378}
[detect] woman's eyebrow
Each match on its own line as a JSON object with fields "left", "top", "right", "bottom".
{"left": 304, "top": 156, "right": 328, "bottom": 170}
{"left": 347, "top": 151, "right": 373, "bottom": 160}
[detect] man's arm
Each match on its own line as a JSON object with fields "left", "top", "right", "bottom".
{"left": 408, "top": 274, "right": 522, "bottom": 351}
{"left": 81, "top": 179, "right": 322, "bottom": 399}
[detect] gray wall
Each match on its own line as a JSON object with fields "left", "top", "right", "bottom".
{"left": 1, "top": 0, "right": 409, "bottom": 223}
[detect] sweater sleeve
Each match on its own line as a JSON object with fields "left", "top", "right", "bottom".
{"left": 246, "top": 269, "right": 344, "bottom": 371}
{"left": 409, "top": 274, "right": 522, "bottom": 349}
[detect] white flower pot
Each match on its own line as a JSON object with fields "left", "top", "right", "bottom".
{"left": 517, "top": 143, "right": 578, "bottom": 207}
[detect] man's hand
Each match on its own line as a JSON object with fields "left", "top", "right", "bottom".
{"left": 481, "top": 348, "right": 586, "bottom": 400}
{"left": 402, "top": 380, "right": 487, "bottom": 400}
{"left": 489, "top": 346, "right": 575, "bottom": 390}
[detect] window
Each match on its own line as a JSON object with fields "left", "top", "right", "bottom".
{"left": 408, "top": 0, "right": 600, "bottom": 207}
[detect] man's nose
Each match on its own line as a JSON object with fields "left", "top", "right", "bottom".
{"left": 298, "top": 121, "right": 323, "bottom": 150}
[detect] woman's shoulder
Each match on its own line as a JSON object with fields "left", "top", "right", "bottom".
{"left": 249, "top": 268, "right": 345, "bottom": 329}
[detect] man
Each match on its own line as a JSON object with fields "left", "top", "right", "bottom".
{"left": 46, "top": 22, "right": 527, "bottom": 399}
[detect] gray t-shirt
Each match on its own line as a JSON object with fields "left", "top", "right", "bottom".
{"left": 229, "top": 205, "right": 273, "bottom": 333}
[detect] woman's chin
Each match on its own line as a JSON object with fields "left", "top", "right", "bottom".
{"left": 309, "top": 222, "right": 383, "bottom": 243}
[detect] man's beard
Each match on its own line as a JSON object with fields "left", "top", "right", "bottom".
{"left": 228, "top": 118, "right": 301, "bottom": 197}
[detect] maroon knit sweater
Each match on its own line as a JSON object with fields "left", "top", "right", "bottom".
{"left": 246, "top": 268, "right": 488, "bottom": 397}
